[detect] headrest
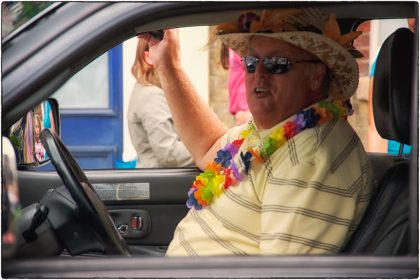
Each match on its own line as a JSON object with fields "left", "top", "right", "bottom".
{"left": 373, "top": 28, "right": 414, "bottom": 145}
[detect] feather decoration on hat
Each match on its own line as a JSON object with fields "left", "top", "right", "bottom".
{"left": 324, "top": 14, "right": 362, "bottom": 47}
{"left": 323, "top": 14, "right": 363, "bottom": 57}
{"left": 339, "top": 31, "right": 363, "bottom": 48}
{"left": 216, "top": 21, "right": 239, "bottom": 34}
{"left": 238, "top": 11, "right": 259, "bottom": 32}
{"left": 285, "top": 8, "right": 327, "bottom": 32}
{"left": 323, "top": 14, "right": 342, "bottom": 41}
{"left": 215, "top": 7, "right": 364, "bottom": 58}
{"left": 216, "top": 10, "right": 259, "bottom": 34}
{"left": 250, "top": 8, "right": 301, "bottom": 33}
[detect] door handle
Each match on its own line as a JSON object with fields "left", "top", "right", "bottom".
{"left": 117, "top": 224, "right": 129, "bottom": 235}
{"left": 109, "top": 209, "right": 151, "bottom": 238}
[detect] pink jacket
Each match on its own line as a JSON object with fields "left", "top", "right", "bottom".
{"left": 228, "top": 49, "right": 249, "bottom": 115}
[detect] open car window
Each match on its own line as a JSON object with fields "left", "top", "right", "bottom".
{"left": 44, "top": 19, "right": 414, "bottom": 171}
{"left": 50, "top": 26, "right": 209, "bottom": 170}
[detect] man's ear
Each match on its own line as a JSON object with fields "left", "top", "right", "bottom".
{"left": 310, "top": 63, "right": 327, "bottom": 91}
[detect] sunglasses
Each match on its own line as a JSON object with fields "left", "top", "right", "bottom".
{"left": 242, "top": 56, "right": 321, "bottom": 74}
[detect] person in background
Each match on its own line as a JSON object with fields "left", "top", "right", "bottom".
{"left": 127, "top": 38, "right": 194, "bottom": 168}
{"left": 34, "top": 114, "right": 45, "bottom": 162}
{"left": 141, "top": 7, "right": 372, "bottom": 256}
{"left": 220, "top": 44, "right": 251, "bottom": 125}
{"left": 23, "top": 111, "right": 34, "bottom": 164}
{"left": 41, "top": 101, "right": 54, "bottom": 160}
{"left": 42, "top": 100, "right": 55, "bottom": 132}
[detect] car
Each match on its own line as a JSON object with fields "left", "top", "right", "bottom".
{"left": 1, "top": 2, "right": 418, "bottom": 278}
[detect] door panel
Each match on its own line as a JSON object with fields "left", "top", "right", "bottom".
{"left": 17, "top": 167, "right": 199, "bottom": 254}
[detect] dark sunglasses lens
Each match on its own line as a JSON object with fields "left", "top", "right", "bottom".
{"left": 243, "top": 57, "right": 258, "bottom": 73}
{"left": 264, "top": 57, "right": 290, "bottom": 74}
{"left": 243, "top": 57, "right": 291, "bottom": 74}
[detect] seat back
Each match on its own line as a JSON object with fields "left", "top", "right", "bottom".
{"left": 372, "top": 28, "right": 413, "bottom": 145}
{"left": 342, "top": 28, "right": 414, "bottom": 255}
{"left": 343, "top": 159, "right": 409, "bottom": 254}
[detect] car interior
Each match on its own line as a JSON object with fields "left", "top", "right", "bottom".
{"left": 1, "top": 2, "right": 418, "bottom": 278}
{"left": 342, "top": 27, "right": 414, "bottom": 255}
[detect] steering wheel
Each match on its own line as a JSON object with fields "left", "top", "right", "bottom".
{"left": 40, "top": 128, "right": 131, "bottom": 256}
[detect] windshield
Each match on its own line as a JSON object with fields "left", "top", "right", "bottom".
{"left": 1, "top": 2, "right": 52, "bottom": 39}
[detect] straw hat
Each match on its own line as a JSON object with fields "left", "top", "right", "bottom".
{"left": 216, "top": 8, "right": 363, "bottom": 100}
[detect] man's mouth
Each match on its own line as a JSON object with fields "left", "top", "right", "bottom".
{"left": 254, "top": 87, "right": 270, "bottom": 96}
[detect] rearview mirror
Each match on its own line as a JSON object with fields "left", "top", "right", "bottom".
{"left": 8, "top": 99, "right": 60, "bottom": 166}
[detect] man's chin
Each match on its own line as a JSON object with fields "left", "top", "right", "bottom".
{"left": 250, "top": 112, "right": 282, "bottom": 129}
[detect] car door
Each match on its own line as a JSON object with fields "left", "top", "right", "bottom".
{"left": 3, "top": 2, "right": 418, "bottom": 278}
{"left": 17, "top": 167, "right": 198, "bottom": 255}
{"left": 15, "top": 42, "right": 200, "bottom": 254}
{"left": 11, "top": 18, "right": 206, "bottom": 254}
{"left": 10, "top": 2, "right": 205, "bottom": 255}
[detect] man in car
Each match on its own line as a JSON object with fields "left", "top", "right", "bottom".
{"left": 140, "top": 7, "right": 373, "bottom": 255}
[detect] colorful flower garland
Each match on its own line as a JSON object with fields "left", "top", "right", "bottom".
{"left": 186, "top": 100, "right": 352, "bottom": 210}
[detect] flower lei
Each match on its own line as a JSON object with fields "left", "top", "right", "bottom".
{"left": 186, "top": 100, "right": 352, "bottom": 210}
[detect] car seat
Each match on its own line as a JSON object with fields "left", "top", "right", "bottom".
{"left": 341, "top": 28, "right": 414, "bottom": 255}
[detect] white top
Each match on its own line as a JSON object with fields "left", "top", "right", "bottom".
{"left": 127, "top": 83, "right": 194, "bottom": 168}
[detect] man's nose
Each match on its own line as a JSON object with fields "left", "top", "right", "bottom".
{"left": 254, "top": 60, "right": 270, "bottom": 78}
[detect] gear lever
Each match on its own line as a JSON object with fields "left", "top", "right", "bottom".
{"left": 22, "top": 204, "right": 49, "bottom": 242}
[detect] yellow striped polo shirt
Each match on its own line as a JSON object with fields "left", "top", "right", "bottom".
{"left": 166, "top": 118, "right": 373, "bottom": 256}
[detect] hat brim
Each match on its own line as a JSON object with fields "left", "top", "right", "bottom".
{"left": 218, "top": 32, "right": 359, "bottom": 100}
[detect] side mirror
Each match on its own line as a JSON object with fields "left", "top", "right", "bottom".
{"left": 8, "top": 98, "right": 60, "bottom": 166}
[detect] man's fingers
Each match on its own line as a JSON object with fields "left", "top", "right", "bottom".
{"left": 137, "top": 33, "right": 151, "bottom": 41}
{"left": 137, "top": 33, "right": 160, "bottom": 47}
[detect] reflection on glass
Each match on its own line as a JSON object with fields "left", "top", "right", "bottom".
{"left": 23, "top": 111, "right": 34, "bottom": 163}
{"left": 34, "top": 113, "right": 45, "bottom": 161}
{"left": 38, "top": 100, "right": 56, "bottom": 161}
{"left": 1, "top": 2, "right": 53, "bottom": 39}
{"left": 9, "top": 100, "right": 57, "bottom": 165}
